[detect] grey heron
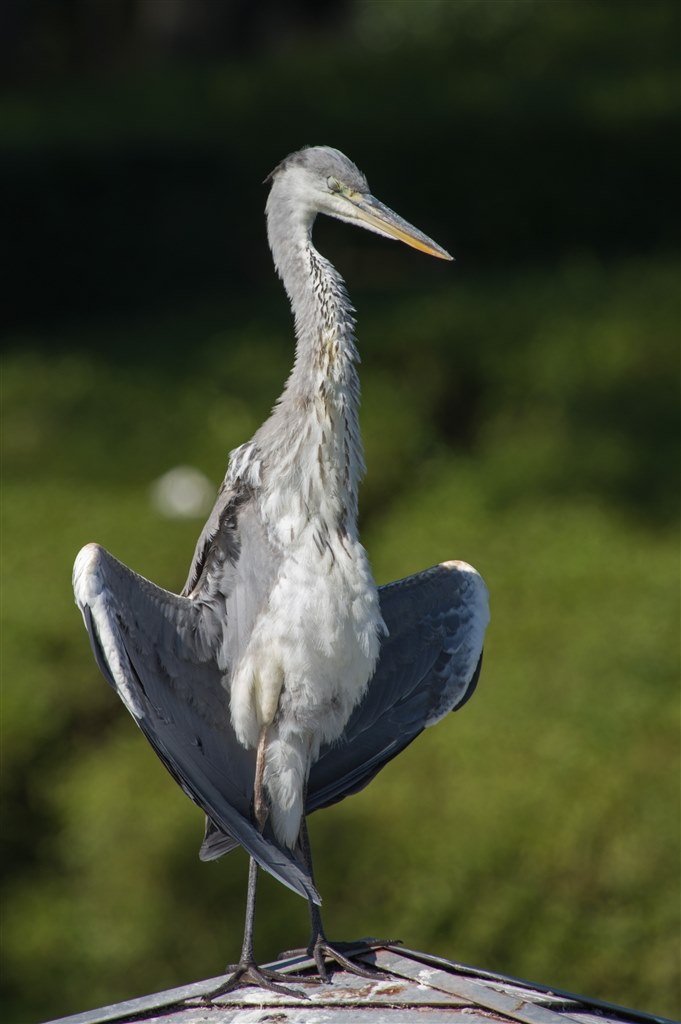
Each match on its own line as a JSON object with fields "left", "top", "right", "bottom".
{"left": 73, "top": 145, "right": 489, "bottom": 995}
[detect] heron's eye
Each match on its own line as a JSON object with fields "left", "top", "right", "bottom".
{"left": 327, "top": 176, "right": 343, "bottom": 193}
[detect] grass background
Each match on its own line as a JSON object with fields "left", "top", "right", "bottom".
{"left": 1, "top": 2, "right": 679, "bottom": 1021}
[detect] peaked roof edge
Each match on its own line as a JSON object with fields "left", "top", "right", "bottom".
{"left": 42, "top": 943, "right": 678, "bottom": 1024}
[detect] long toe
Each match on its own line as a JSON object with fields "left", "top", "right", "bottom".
{"left": 310, "top": 937, "right": 395, "bottom": 980}
{"left": 259, "top": 966, "right": 323, "bottom": 987}
{"left": 205, "top": 962, "right": 311, "bottom": 1001}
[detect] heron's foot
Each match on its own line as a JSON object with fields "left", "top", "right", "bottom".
{"left": 205, "top": 961, "right": 320, "bottom": 1001}
{"left": 281, "top": 936, "right": 399, "bottom": 983}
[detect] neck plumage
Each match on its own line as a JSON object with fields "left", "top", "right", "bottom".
{"left": 260, "top": 195, "right": 365, "bottom": 536}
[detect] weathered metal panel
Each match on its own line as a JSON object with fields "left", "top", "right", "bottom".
{"left": 42, "top": 945, "right": 677, "bottom": 1024}
{"left": 108, "top": 1010, "right": 507, "bottom": 1024}
{"left": 43, "top": 975, "right": 230, "bottom": 1024}
{"left": 360, "top": 949, "right": 585, "bottom": 1024}
{"left": 379, "top": 947, "right": 679, "bottom": 1024}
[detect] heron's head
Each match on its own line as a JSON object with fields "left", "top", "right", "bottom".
{"left": 266, "top": 145, "right": 452, "bottom": 261}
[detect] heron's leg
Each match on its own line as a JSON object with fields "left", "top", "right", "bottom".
{"left": 205, "top": 857, "right": 313, "bottom": 1000}
{"left": 238, "top": 855, "right": 259, "bottom": 965}
{"left": 296, "top": 817, "right": 391, "bottom": 981}
{"left": 205, "top": 732, "right": 320, "bottom": 1001}
{"left": 253, "top": 723, "right": 269, "bottom": 830}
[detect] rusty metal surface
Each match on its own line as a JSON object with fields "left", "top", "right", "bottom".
{"left": 47, "top": 998, "right": 508, "bottom": 1024}
{"left": 375, "top": 947, "right": 679, "bottom": 1024}
{"left": 43, "top": 945, "right": 677, "bottom": 1024}
{"left": 356, "top": 949, "right": 584, "bottom": 1024}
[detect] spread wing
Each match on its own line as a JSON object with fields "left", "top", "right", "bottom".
{"left": 307, "top": 560, "right": 489, "bottom": 812}
{"left": 72, "top": 538, "right": 319, "bottom": 904}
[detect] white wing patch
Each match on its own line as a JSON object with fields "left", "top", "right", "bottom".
{"left": 73, "top": 544, "right": 146, "bottom": 720}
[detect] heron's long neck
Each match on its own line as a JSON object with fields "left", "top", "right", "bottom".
{"left": 263, "top": 205, "right": 364, "bottom": 534}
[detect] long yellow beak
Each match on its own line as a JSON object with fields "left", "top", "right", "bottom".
{"left": 348, "top": 193, "right": 453, "bottom": 261}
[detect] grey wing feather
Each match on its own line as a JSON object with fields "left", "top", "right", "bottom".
{"left": 72, "top": 542, "right": 319, "bottom": 904}
{"left": 201, "top": 815, "right": 240, "bottom": 859}
{"left": 183, "top": 480, "right": 281, "bottom": 673}
{"left": 181, "top": 479, "right": 241, "bottom": 598}
{"left": 306, "top": 560, "right": 489, "bottom": 813}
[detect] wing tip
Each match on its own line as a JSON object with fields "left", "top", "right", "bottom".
{"left": 439, "top": 559, "right": 489, "bottom": 616}
{"left": 73, "top": 542, "right": 106, "bottom": 607}
{"left": 439, "top": 558, "right": 480, "bottom": 576}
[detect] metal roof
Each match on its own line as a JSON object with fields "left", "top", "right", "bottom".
{"left": 44, "top": 944, "right": 676, "bottom": 1024}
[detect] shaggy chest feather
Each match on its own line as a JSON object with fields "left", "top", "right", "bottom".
{"left": 225, "top": 387, "right": 385, "bottom": 846}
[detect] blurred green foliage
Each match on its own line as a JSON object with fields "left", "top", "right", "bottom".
{"left": 1, "top": 3, "right": 679, "bottom": 1022}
